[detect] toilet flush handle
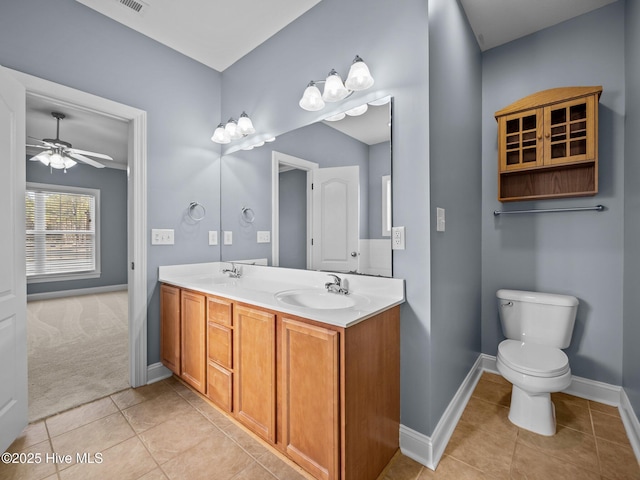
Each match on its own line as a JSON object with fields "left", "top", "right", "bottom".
{"left": 501, "top": 302, "right": 513, "bottom": 307}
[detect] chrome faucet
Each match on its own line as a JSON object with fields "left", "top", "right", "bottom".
{"left": 222, "top": 262, "right": 241, "bottom": 278}
{"left": 325, "top": 274, "right": 349, "bottom": 295}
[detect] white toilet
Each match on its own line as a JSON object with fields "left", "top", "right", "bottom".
{"left": 496, "top": 289, "right": 578, "bottom": 436}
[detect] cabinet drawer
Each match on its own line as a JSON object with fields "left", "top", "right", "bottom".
{"left": 208, "top": 296, "right": 232, "bottom": 327}
{"left": 207, "top": 361, "right": 233, "bottom": 412}
{"left": 208, "top": 322, "right": 232, "bottom": 369}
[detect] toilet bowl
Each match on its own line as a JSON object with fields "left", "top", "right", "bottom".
{"left": 496, "top": 289, "right": 578, "bottom": 436}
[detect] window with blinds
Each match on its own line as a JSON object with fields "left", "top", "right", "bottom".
{"left": 26, "top": 183, "right": 100, "bottom": 282}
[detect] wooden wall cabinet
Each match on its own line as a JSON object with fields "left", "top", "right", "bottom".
{"left": 495, "top": 86, "right": 602, "bottom": 202}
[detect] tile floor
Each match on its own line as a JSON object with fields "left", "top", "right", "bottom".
{"left": 2, "top": 372, "right": 639, "bottom": 480}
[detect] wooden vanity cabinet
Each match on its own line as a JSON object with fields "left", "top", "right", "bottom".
{"left": 206, "top": 296, "right": 233, "bottom": 412}
{"left": 160, "top": 284, "right": 181, "bottom": 375}
{"left": 495, "top": 86, "right": 602, "bottom": 201}
{"left": 233, "top": 304, "right": 277, "bottom": 443}
{"left": 180, "top": 290, "right": 206, "bottom": 394}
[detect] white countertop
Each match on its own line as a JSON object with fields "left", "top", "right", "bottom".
{"left": 158, "top": 262, "right": 405, "bottom": 328}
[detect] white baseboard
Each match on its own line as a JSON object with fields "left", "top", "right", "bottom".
{"left": 620, "top": 389, "right": 640, "bottom": 461}
{"left": 400, "top": 353, "right": 640, "bottom": 470}
{"left": 400, "top": 354, "right": 484, "bottom": 470}
{"left": 27, "top": 284, "right": 128, "bottom": 302}
{"left": 146, "top": 362, "right": 173, "bottom": 384}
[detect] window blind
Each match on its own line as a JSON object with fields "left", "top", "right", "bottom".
{"left": 26, "top": 187, "right": 97, "bottom": 277}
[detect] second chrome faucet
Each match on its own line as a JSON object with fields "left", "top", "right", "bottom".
{"left": 325, "top": 274, "right": 349, "bottom": 295}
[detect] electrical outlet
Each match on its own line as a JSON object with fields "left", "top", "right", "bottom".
{"left": 208, "top": 230, "right": 218, "bottom": 246}
{"left": 151, "top": 229, "right": 174, "bottom": 245}
{"left": 257, "top": 231, "right": 271, "bottom": 243}
{"left": 391, "top": 226, "right": 405, "bottom": 250}
{"left": 436, "top": 207, "right": 445, "bottom": 232}
{"left": 223, "top": 231, "right": 233, "bottom": 245}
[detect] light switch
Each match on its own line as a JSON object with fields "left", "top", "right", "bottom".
{"left": 208, "top": 231, "right": 218, "bottom": 246}
{"left": 223, "top": 231, "right": 233, "bottom": 245}
{"left": 151, "top": 229, "right": 174, "bottom": 245}
{"left": 257, "top": 231, "right": 271, "bottom": 243}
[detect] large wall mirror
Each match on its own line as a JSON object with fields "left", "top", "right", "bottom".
{"left": 220, "top": 96, "right": 392, "bottom": 277}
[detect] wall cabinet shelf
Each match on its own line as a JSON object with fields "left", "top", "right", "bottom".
{"left": 160, "top": 283, "right": 400, "bottom": 480}
{"left": 495, "top": 86, "right": 602, "bottom": 202}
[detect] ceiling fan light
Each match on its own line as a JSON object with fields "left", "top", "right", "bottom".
{"left": 49, "top": 152, "right": 66, "bottom": 169}
{"left": 211, "top": 123, "right": 231, "bottom": 144}
{"left": 237, "top": 112, "right": 256, "bottom": 135}
{"left": 345, "top": 103, "right": 368, "bottom": 117}
{"left": 33, "top": 151, "right": 52, "bottom": 166}
{"left": 299, "top": 82, "right": 325, "bottom": 111}
{"left": 322, "top": 70, "right": 349, "bottom": 102}
{"left": 345, "top": 55, "right": 374, "bottom": 91}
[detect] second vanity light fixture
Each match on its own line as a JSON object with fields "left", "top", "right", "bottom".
{"left": 299, "top": 55, "right": 375, "bottom": 112}
{"left": 211, "top": 112, "right": 256, "bottom": 144}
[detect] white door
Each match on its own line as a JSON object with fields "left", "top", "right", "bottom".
{"left": 311, "top": 166, "right": 359, "bottom": 272}
{"left": 0, "top": 66, "right": 28, "bottom": 452}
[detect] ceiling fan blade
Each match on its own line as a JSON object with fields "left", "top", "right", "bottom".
{"left": 26, "top": 144, "right": 49, "bottom": 149}
{"left": 68, "top": 148, "right": 113, "bottom": 161}
{"left": 68, "top": 153, "right": 105, "bottom": 169}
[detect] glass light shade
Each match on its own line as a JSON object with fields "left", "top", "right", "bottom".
{"left": 265, "top": 136, "right": 276, "bottom": 142}
{"left": 237, "top": 112, "right": 255, "bottom": 135}
{"left": 299, "top": 83, "right": 325, "bottom": 111}
{"left": 345, "top": 104, "right": 368, "bottom": 117}
{"left": 49, "top": 153, "right": 65, "bottom": 169}
{"left": 33, "top": 151, "right": 52, "bottom": 166}
{"left": 254, "top": 141, "right": 265, "bottom": 147}
{"left": 211, "top": 124, "right": 231, "bottom": 144}
{"left": 345, "top": 57, "right": 374, "bottom": 91}
{"left": 225, "top": 119, "right": 243, "bottom": 140}
{"left": 325, "top": 112, "right": 346, "bottom": 122}
{"left": 242, "top": 145, "right": 254, "bottom": 151}
{"left": 322, "top": 70, "right": 349, "bottom": 102}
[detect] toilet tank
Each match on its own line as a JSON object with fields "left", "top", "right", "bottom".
{"left": 497, "top": 289, "right": 578, "bottom": 349}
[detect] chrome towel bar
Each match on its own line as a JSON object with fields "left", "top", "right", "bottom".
{"left": 493, "top": 205, "right": 605, "bottom": 216}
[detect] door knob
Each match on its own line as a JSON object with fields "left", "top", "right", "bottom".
{"left": 350, "top": 251, "right": 358, "bottom": 257}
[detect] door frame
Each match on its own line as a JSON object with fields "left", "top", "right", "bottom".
{"left": 9, "top": 68, "right": 148, "bottom": 388}
{"left": 271, "top": 151, "right": 318, "bottom": 268}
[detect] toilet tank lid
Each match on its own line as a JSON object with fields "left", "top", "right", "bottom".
{"left": 497, "top": 289, "right": 578, "bottom": 307}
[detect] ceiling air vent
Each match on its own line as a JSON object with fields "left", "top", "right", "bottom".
{"left": 119, "top": 0, "right": 147, "bottom": 14}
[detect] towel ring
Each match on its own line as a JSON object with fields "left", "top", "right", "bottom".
{"left": 241, "top": 207, "right": 255, "bottom": 223}
{"left": 188, "top": 201, "right": 206, "bottom": 222}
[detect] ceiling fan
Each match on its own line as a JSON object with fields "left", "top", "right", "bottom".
{"left": 27, "top": 111, "right": 114, "bottom": 171}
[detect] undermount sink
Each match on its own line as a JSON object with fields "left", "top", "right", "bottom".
{"left": 275, "top": 289, "right": 369, "bottom": 310}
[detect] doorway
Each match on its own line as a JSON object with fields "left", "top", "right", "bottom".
{"left": 10, "top": 69, "right": 148, "bottom": 403}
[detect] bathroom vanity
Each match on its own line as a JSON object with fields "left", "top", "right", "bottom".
{"left": 158, "top": 263, "right": 404, "bottom": 480}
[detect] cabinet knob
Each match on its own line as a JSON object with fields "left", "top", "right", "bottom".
{"left": 538, "top": 135, "right": 542, "bottom": 140}
{"left": 545, "top": 132, "right": 550, "bottom": 138}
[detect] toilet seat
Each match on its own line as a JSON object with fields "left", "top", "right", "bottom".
{"left": 498, "top": 340, "right": 569, "bottom": 378}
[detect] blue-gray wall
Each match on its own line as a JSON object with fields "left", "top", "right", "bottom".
{"left": 26, "top": 161, "right": 127, "bottom": 294}
{"left": 368, "top": 141, "right": 391, "bottom": 239}
{"left": 0, "top": 0, "right": 222, "bottom": 365}
{"left": 624, "top": 0, "right": 640, "bottom": 416}
{"left": 279, "top": 169, "right": 307, "bottom": 269}
{"left": 428, "top": 0, "right": 483, "bottom": 429}
{"left": 481, "top": 3, "right": 625, "bottom": 385}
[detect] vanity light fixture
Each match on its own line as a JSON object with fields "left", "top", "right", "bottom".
{"left": 299, "top": 55, "right": 375, "bottom": 112}
{"left": 211, "top": 111, "right": 256, "bottom": 144}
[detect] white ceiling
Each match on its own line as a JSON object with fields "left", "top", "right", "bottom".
{"left": 460, "top": 0, "right": 617, "bottom": 51}
{"left": 30, "top": 0, "right": 618, "bottom": 170}
{"left": 74, "top": 0, "right": 322, "bottom": 72}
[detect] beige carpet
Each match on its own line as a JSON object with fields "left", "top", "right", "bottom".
{"left": 27, "top": 291, "right": 130, "bottom": 422}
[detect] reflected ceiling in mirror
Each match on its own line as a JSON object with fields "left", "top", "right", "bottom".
{"left": 220, "top": 96, "right": 393, "bottom": 277}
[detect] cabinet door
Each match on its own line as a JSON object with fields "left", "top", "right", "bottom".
{"left": 281, "top": 317, "right": 339, "bottom": 480}
{"left": 160, "top": 284, "right": 180, "bottom": 375}
{"left": 233, "top": 305, "right": 276, "bottom": 442}
{"left": 544, "top": 95, "right": 595, "bottom": 165}
{"left": 498, "top": 108, "right": 544, "bottom": 172}
{"left": 207, "top": 360, "right": 233, "bottom": 412}
{"left": 181, "top": 290, "right": 206, "bottom": 393}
